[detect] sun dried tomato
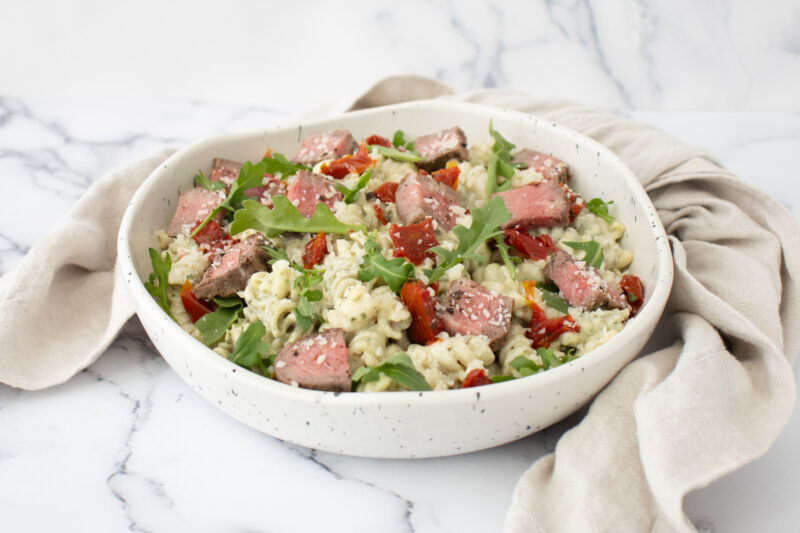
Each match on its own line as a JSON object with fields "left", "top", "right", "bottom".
{"left": 180, "top": 281, "right": 215, "bottom": 323}
{"left": 521, "top": 281, "right": 580, "bottom": 348}
{"left": 400, "top": 281, "right": 444, "bottom": 345}
{"left": 365, "top": 134, "right": 392, "bottom": 148}
{"left": 432, "top": 166, "right": 459, "bottom": 189}
{"left": 320, "top": 142, "right": 375, "bottom": 179}
{"left": 373, "top": 203, "right": 388, "bottom": 225}
{"left": 302, "top": 232, "right": 328, "bottom": 269}
{"left": 191, "top": 220, "right": 233, "bottom": 255}
{"left": 390, "top": 218, "right": 438, "bottom": 265}
{"left": 562, "top": 184, "right": 584, "bottom": 221}
{"left": 504, "top": 227, "right": 557, "bottom": 260}
{"left": 461, "top": 368, "right": 493, "bottom": 388}
{"left": 619, "top": 274, "right": 645, "bottom": 316}
{"left": 372, "top": 182, "right": 399, "bottom": 203}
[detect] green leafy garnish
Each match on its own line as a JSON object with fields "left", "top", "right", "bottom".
{"left": 194, "top": 170, "right": 226, "bottom": 191}
{"left": 144, "top": 248, "right": 174, "bottom": 319}
{"left": 195, "top": 298, "right": 243, "bottom": 346}
{"left": 535, "top": 281, "right": 569, "bottom": 314}
{"left": 392, "top": 130, "right": 415, "bottom": 151}
{"left": 191, "top": 160, "right": 267, "bottom": 236}
{"left": 262, "top": 246, "right": 324, "bottom": 332}
{"left": 259, "top": 153, "right": 309, "bottom": 178}
{"left": 357, "top": 234, "right": 415, "bottom": 292}
{"left": 231, "top": 197, "right": 366, "bottom": 238}
{"left": 368, "top": 144, "right": 422, "bottom": 163}
{"left": 335, "top": 168, "right": 371, "bottom": 204}
{"left": 494, "top": 237, "right": 521, "bottom": 281}
{"left": 510, "top": 355, "right": 543, "bottom": 377}
{"left": 538, "top": 347, "right": 577, "bottom": 369}
{"left": 564, "top": 240, "right": 604, "bottom": 269}
{"left": 352, "top": 353, "right": 432, "bottom": 391}
{"left": 485, "top": 121, "right": 525, "bottom": 197}
{"left": 491, "top": 375, "right": 515, "bottom": 383}
{"left": 586, "top": 198, "right": 615, "bottom": 223}
{"left": 228, "top": 322, "right": 272, "bottom": 373}
{"left": 424, "top": 196, "right": 511, "bottom": 283}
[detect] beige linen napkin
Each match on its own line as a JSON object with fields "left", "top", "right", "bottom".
{"left": 1, "top": 77, "right": 798, "bottom": 533}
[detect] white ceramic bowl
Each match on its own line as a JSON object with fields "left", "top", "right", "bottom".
{"left": 117, "top": 100, "right": 673, "bottom": 458}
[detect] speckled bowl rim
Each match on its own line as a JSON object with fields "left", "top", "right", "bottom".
{"left": 118, "top": 100, "right": 673, "bottom": 419}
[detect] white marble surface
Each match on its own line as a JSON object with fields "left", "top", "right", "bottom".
{"left": 1, "top": 0, "right": 800, "bottom": 531}
{"left": 0, "top": 97, "right": 798, "bottom": 533}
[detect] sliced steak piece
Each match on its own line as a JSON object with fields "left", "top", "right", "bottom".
{"left": 512, "top": 149, "right": 570, "bottom": 183}
{"left": 274, "top": 329, "right": 351, "bottom": 392}
{"left": 193, "top": 234, "right": 270, "bottom": 299}
{"left": 436, "top": 279, "right": 513, "bottom": 349}
{"left": 604, "top": 283, "right": 631, "bottom": 311}
{"left": 292, "top": 129, "right": 357, "bottom": 165}
{"left": 395, "top": 172, "right": 461, "bottom": 230}
{"left": 414, "top": 126, "right": 469, "bottom": 172}
{"left": 209, "top": 158, "right": 242, "bottom": 188}
{"left": 167, "top": 187, "right": 226, "bottom": 237}
{"left": 494, "top": 180, "right": 570, "bottom": 229}
{"left": 543, "top": 249, "right": 609, "bottom": 310}
{"left": 244, "top": 177, "right": 287, "bottom": 208}
{"left": 287, "top": 171, "right": 343, "bottom": 217}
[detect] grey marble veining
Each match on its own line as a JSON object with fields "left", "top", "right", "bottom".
{"left": 0, "top": 96, "right": 799, "bottom": 533}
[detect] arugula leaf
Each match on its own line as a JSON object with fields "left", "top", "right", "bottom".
{"left": 491, "top": 375, "right": 516, "bottom": 383}
{"left": 195, "top": 299, "right": 243, "bottom": 345}
{"left": 392, "top": 130, "right": 415, "bottom": 151}
{"left": 335, "top": 168, "right": 371, "bottom": 204}
{"left": 485, "top": 121, "right": 523, "bottom": 197}
{"left": 191, "top": 160, "right": 266, "bottom": 236}
{"left": 424, "top": 196, "right": 511, "bottom": 283}
{"left": 564, "top": 240, "right": 604, "bottom": 269}
{"left": 259, "top": 153, "right": 309, "bottom": 178}
{"left": 494, "top": 236, "right": 521, "bottom": 280}
{"left": 194, "top": 170, "right": 226, "bottom": 191}
{"left": 535, "top": 281, "right": 569, "bottom": 314}
{"left": 510, "top": 355, "right": 543, "bottom": 377}
{"left": 228, "top": 322, "right": 271, "bottom": 370}
{"left": 368, "top": 144, "right": 421, "bottom": 163}
{"left": 357, "top": 234, "right": 415, "bottom": 292}
{"left": 352, "top": 353, "right": 431, "bottom": 391}
{"left": 144, "top": 248, "right": 174, "bottom": 319}
{"left": 537, "top": 347, "right": 577, "bottom": 369}
{"left": 586, "top": 198, "right": 615, "bottom": 223}
{"left": 231, "top": 197, "right": 366, "bottom": 238}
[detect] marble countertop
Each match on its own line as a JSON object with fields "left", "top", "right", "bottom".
{"left": 0, "top": 98, "right": 798, "bottom": 533}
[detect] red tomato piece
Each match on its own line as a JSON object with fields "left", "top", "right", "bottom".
{"left": 562, "top": 184, "right": 584, "bottom": 221}
{"left": 432, "top": 166, "right": 459, "bottom": 189}
{"left": 302, "top": 232, "right": 328, "bottom": 269}
{"left": 619, "top": 274, "right": 645, "bottom": 316}
{"left": 365, "top": 134, "right": 392, "bottom": 148}
{"left": 373, "top": 203, "right": 388, "bottom": 225}
{"left": 504, "top": 227, "right": 557, "bottom": 260}
{"left": 191, "top": 219, "right": 233, "bottom": 255}
{"left": 389, "top": 218, "right": 439, "bottom": 265}
{"left": 320, "top": 142, "right": 376, "bottom": 179}
{"left": 461, "top": 368, "right": 493, "bottom": 388}
{"left": 520, "top": 281, "right": 580, "bottom": 348}
{"left": 180, "top": 281, "right": 214, "bottom": 323}
{"left": 400, "top": 281, "right": 444, "bottom": 345}
{"left": 372, "top": 182, "right": 399, "bottom": 203}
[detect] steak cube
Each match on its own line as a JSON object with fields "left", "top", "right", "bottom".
{"left": 494, "top": 180, "right": 569, "bottom": 229}
{"left": 395, "top": 173, "right": 461, "bottom": 230}
{"left": 167, "top": 187, "right": 226, "bottom": 237}
{"left": 512, "top": 149, "right": 570, "bottom": 183}
{"left": 292, "top": 129, "right": 357, "bottom": 165}
{"left": 209, "top": 158, "right": 242, "bottom": 187}
{"left": 436, "top": 279, "right": 513, "bottom": 348}
{"left": 543, "top": 249, "right": 608, "bottom": 310}
{"left": 287, "top": 171, "right": 343, "bottom": 217}
{"left": 274, "top": 329, "right": 351, "bottom": 392}
{"left": 244, "top": 177, "right": 287, "bottom": 208}
{"left": 193, "top": 234, "right": 270, "bottom": 299}
{"left": 414, "top": 126, "right": 469, "bottom": 172}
